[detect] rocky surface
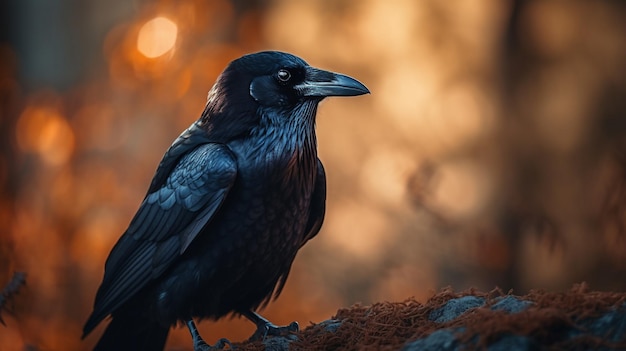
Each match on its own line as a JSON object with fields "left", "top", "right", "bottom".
{"left": 235, "top": 284, "right": 626, "bottom": 350}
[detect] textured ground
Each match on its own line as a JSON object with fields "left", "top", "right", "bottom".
{"left": 235, "top": 283, "right": 626, "bottom": 351}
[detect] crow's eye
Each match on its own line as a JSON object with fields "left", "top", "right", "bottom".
{"left": 277, "top": 69, "right": 291, "bottom": 83}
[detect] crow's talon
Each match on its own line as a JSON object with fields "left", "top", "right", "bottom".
{"left": 248, "top": 320, "right": 299, "bottom": 341}
{"left": 193, "top": 337, "right": 233, "bottom": 350}
{"left": 244, "top": 311, "right": 301, "bottom": 341}
{"left": 188, "top": 320, "right": 233, "bottom": 350}
{"left": 286, "top": 321, "right": 299, "bottom": 333}
{"left": 215, "top": 338, "right": 233, "bottom": 349}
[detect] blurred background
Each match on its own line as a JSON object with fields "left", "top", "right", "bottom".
{"left": 1, "top": 0, "right": 625, "bottom": 350}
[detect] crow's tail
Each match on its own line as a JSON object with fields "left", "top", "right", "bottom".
{"left": 92, "top": 310, "right": 170, "bottom": 351}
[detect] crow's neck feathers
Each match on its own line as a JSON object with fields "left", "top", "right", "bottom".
{"left": 253, "top": 100, "right": 318, "bottom": 154}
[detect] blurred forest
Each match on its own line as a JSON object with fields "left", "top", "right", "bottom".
{"left": 0, "top": 0, "right": 625, "bottom": 350}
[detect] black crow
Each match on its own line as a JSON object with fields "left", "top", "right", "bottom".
{"left": 82, "top": 51, "right": 369, "bottom": 350}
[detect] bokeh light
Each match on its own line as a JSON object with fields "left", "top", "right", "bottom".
{"left": 16, "top": 98, "right": 75, "bottom": 166}
{"left": 137, "top": 17, "right": 178, "bottom": 58}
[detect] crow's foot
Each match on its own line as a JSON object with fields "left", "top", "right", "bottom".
{"left": 243, "top": 311, "right": 299, "bottom": 341}
{"left": 193, "top": 338, "right": 232, "bottom": 351}
{"left": 187, "top": 320, "right": 233, "bottom": 350}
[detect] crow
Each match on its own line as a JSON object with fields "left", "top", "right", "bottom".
{"left": 82, "top": 51, "right": 369, "bottom": 350}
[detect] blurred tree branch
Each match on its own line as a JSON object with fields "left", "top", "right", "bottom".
{"left": 0, "top": 272, "right": 26, "bottom": 325}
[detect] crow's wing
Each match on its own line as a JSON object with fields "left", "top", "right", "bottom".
{"left": 83, "top": 142, "right": 237, "bottom": 336}
{"left": 147, "top": 121, "right": 211, "bottom": 194}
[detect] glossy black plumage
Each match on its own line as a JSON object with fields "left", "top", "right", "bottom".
{"left": 83, "top": 51, "right": 368, "bottom": 350}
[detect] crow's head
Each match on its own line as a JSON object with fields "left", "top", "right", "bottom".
{"left": 243, "top": 51, "right": 369, "bottom": 107}
{"left": 200, "top": 51, "right": 369, "bottom": 140}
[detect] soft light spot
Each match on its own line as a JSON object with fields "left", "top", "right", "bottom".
{"left": 359, "top": 147, "right": 417, "bottom": 207}
{"left": 137, "top": 17, "right": 178, "bottom": 58}
{"left": 16, "top": 105, "right": 75, "bottom": 165}
{"left": 324, "top": 200, "right": 391, "bottom": 260}
{"left": 430, "top": 160, "right": 492, "bottom": 221}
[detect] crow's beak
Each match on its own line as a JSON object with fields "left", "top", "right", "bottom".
{"left": 296, "top": 67, "right": 370, "bottom": 98}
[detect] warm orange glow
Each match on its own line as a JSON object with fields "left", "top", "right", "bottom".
{"left": 3, "top": 1, "right": 626, "bottom": 350}
{"left": 137, "top": 16, "right": 178, "bottom": 58}
{"left": 430, "top": 160, "right": 492, "bottom": 220}
{"left": 323, "top": 200, "right": 392, "bottom": 260}
{"left": 16, "top": 105, "right": 75, "bottom": 165}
